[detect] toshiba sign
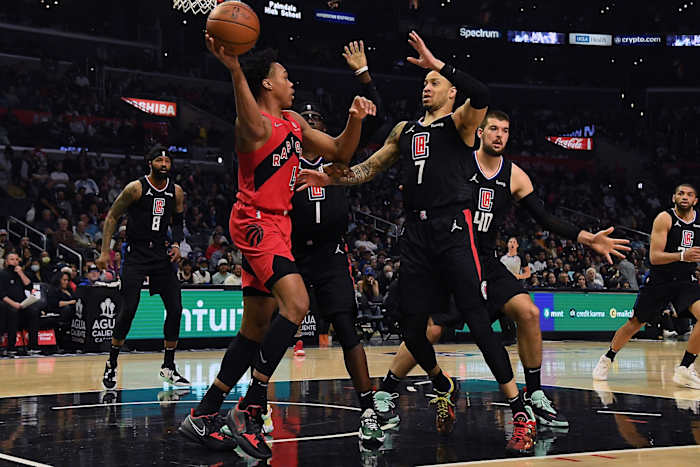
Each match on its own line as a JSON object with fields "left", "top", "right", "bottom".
{"left": 121, "top": 97, "right": 177, "bottom": 117}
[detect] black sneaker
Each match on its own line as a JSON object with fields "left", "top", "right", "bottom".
{"left": 102, "top": 361, "right": 117, "bottom": 390}
{"left": 160, "top": 364, "right": 191, "bottom": 387}
{"left": 179, "top": 409, "right": 237, "bottom": 451}
{"left": 225, "top": 399, "right": 272, "bottom": 459}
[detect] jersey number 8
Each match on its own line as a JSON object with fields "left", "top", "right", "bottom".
{"left": 152, "top": 216, "right": 162, "bottom": 231}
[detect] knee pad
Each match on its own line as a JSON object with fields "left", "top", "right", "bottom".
{"left": 330, "top": 313, "right": 360, "bottom": 351}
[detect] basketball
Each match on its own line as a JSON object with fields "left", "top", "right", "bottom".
{"left": 206, "top": 1, "right": 259, "bottom": 56}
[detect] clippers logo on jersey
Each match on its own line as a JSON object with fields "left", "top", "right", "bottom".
{"left": 681, "top": 230, "right": 695, "bottom": 248}
{"left": 478, "top": 188, "right": 494, "bottom": 212}
{"left": 412, "top": 132, "right": 430, "bottom": 160}
{"left": 153, "top": 198, "right": 165, "bottom": 216}
{"left": 245, "top": 224, "right": 264, "bottom": 247}
{"left": 308, "top": 185, "right": 326, "bottom": 201}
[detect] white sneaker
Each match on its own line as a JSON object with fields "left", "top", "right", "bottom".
{"left": 663, "top": 330, "right": 678, "bottom": 338}
{"left": 592, "top": 355, "right": 612, "bottom": 381}
{"left": 673, "top": 364, "right": 700, "bottom": 389}
{"left": 159, "top": 365, "right": 191, "bottom": 387}
{"left": 262, "top": 405, "right": 274, "bottom": 434}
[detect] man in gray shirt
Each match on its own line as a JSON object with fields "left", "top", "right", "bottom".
{"left": 618, "top": 257, "right": 638, "bottom": 290}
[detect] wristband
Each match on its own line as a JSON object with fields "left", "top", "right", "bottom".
{"left": 681, "top": 250, "right": 685, "bottom": 262}
{"left": 354, "top": 66, "right": 368, "bottom": 76}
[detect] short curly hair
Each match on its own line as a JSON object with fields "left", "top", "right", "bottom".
{"left": 241, "top": 48, "right": 279, "bottom": 99}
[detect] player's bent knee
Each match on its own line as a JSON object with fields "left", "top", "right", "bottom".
{"left": 332, "top": 314, "right": 360, "bottom": 350}
{"left": 426, "top": 325, "right": 442, "bottom": 344}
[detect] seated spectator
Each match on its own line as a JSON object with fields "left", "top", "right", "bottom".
{"left": 574, "top": 273, "right": 587, "bottom": 289}
{"left": 0, "top": 229, "right": 13, "bottom": 258}
{"left": 354, "top": 232, "right": 377, "bottom": 252}
{"left": 78, "top": 264, "right": 101, "bottom": 286}
{"left": 178, "top": 259, "right": 194, "bottom": 284}
{"left": 212, "top": 259, "right": 232, "bottom": 285}
{"left": 26, "top": 258, "right": 46, "bottom": 283}
{"left": 210, "top": 238, "right": 229, "bottom": 270}
{"left": 357, "top": 267, "right": 381, "bottom": 303}
{"left": 585, "top": 268, "right": 603, "bottom": 290}
{"left": 47, "top": 271, "right": 77, "bottom": 347}
{"left": 193, "top": 257, "right": 211, "bottom": 284}
{"left": 224, "top": 263, "right": 242, "bottom": 286}
{"left": 73, "top": 220, "right": 94, "bottom": 250}
{"left": 545, "top": 272, "right": 557, "bottom": 288}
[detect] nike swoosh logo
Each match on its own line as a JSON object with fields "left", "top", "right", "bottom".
{"left": 191, "top": 419, "right": 206, "bottom": 437}
{"left": 274, "top": 122, "right": 283, "bottom": 127}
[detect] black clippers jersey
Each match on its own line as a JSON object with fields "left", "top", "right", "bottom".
{"left": 397, "top": 114, "right": 476, "bottom": 213}
{"left": 464, "top": 153, "right": 514, "bottom": 256}
{"left": 649, "top": 208, "right": 700, "bottom": 281}
{"left": 290, "top": 157, "right": 348, "bottom": 247}
{"left": 126, "top": 176, "right": 176, "bottom": 243}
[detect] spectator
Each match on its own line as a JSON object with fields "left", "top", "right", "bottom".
{"left": 73, "top": 220, "right": 94, "bottom": 250}
{"left": 533, "top": 252, "right": 547, "bottom": 273}
{"left": 193, "top": 257, "right": 211, "bottom": 284}
{"left": 585, "top": 267, "right": 604, "bottom": 290}
{"left": 354, "top": 232, "right": 377, "bottom": 252}
{"left": 357, "top": 267, "right": 380, "bottom": 302}
{"left": 78, "top": 264, "right": 101, "bottom": 286}
{"left": 177, "top": 259, "right": 194, "bottom": 284}
{"left": 210, "top": 238, "right": 229, "bottom": 270}
{"left": 0, "top": 252, "right": 32, "bottom": 356}
{"left": 49, "top": 161, "right": 70, "bottom": 189}
{"left": 0, "top": 229, "right": 14, "bottom": 259}
{"left": 47, "top": 271, "right": 77, "bottom": 348}
{"left": 26, "top": 258, "right": 45, "bottom": 283}
{"left": 545, "top": 272, "right": 557, "bottom": 288}
{"left": 74, "top": 173, "right": 99, "bottom": 195}
{"left": 378, "top": 263, "right": 394, "bottom": 295}
{"left": 618, "top": 257, "right": 638, "bottom": 290}
{"left": 224, "top": 263, "right": 242, "bottom": 286}
{"left": 53, "top": 218, "right": 74, "bottom": 248}
{"left": 575, "top": 273, "right": 587, "bottom": 289}
{"left": 212, "top": 259, "right": 232, "bottom": 285}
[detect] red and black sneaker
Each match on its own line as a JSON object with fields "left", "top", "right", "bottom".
{"left": 506, "top": 406, "right": 537, "bottom": 455}
{"left": 225, "top": 399, "right": 272, "bottom": 460}
{"left": 178, "top": 409, "right": 237, "bottom": 451}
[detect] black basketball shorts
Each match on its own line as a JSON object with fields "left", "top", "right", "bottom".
{"left": 633, "top": 280, "right": 700, "bottom": 324}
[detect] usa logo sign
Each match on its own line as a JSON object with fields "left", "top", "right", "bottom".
{"left": 153, "top": 198, "right": 165, "bottom": 215}
{"left": 479, "top": 188, "right": 494, "bottom": 212}
{"left": 412, "top": 132, "right": 430, "bottom": 160}
{"left": 681, "top": 230, "right": 695, "bottom": 248}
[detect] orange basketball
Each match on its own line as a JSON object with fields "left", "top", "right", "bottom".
{"left": 206, "top": 1, "right": 260, "bottom": 56}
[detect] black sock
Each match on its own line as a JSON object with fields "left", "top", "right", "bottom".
{"left": 164, "top": 348, "right": 175, "bottom": 369}
{"left": 109, "top": 345, "right": 121, "bottom": 368}
{"left": 524, "top": 366, "right": 541, "bottom": 395}
{"left": 605, "top": 347, "right": 617, "bottom": 362}
{"left": 358, "top": 390, "right": 374, "bottom": 411}
{"left": 430, "top": 371, "right": 452, "bottom": 393}
{"left": 380, "top": 370, "right": 401, "bottom": 393}
{"left": 240, "top": 376, "right": 269, "bottom": 410}
{"left": 194, "top": 385, "right": 227, "bottom": 416}
{"left": 680, "top": 351, "right": 697, "bottom": 368}
{"left": 255, "top": 315, "right": 299, "bottom": 377}
{"left": 508, "top": 392, "right": 526, "bottom": 416}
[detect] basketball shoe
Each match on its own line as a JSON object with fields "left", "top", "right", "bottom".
{"left": 373, "top": 391, "right": 400, "bottom": 429}
{"left": 225, "top": 399, "right": 272, "bottom": 459}
{"left": 179, "top": 409, "right": 237, "bottom": 451}
{"left": 160, "top": 364, "right": 191, "bottom": 387}
{"left": 524, "top": 389, "right": 568, "bottom": 427}
{"left": 102, "top": 361, "right": 117, "bottom": 390}
{"left": 673, "top": 364, "right": 700, "bottom": 389}
{"left": 428, "top": 377, "right": 457, "bottom": 435}
{"left": 359, "top": 408, "right": 385, "bottom": 444}
{"left": 506, "top": 405, "right": 537, "bottom": 455}
{"left": 293, "top": 340, "right": 305, "bottom": 357}
{"left": 262, "top": 405, "right": 274, "bottom": 434}
{"left": 592, "top": 354, "right": 612, "bottom": 380}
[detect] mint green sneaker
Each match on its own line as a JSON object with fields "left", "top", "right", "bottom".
{"left": 359, "top": 408, "right": 385, "bottom": 444}
{"left": 373, "top": 391, "right": 400, "bottom": 429}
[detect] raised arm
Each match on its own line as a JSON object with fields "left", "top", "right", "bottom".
{"left": 343, "top": 40, "right": 385, "bottom": 140}
{"left": 205, "top": 35, "right": 270, "bottom": 151}
{"left": 96, "top": 180, "right": 141, "bottom": 269}
{"left": 406, "top": 31, "right": 489, "bottom": 141}
{"left": 295, "top": 121, "right": 405, "bottom": 191}
{"left": 511, "top": 163, "right": 630, "bottom": 264}
{"left": 287, "top": 96, "right": 376, "bottom": 164}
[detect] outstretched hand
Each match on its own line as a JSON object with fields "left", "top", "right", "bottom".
{"left": 588, "top": 227, "right": 631, "bottom": 264}
{"left": 205, "top": 33, "right": 241, "bottom": 71}
{"left": 296, "top": 169, "right": 332, "bottom": 192}
{"left": 349, "top": 96, "right": 376, "bottom": 119}
{"left": 406, "top": 30, "right": 444, "bottom": 71}
{"left": 343, "top": 40, "right": 368, "bottom": 72}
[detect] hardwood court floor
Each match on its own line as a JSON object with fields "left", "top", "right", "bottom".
{"left": 0, "top": 340, "right": 698, "bottom": 466}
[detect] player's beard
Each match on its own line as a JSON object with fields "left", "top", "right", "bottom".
{"left": 152, "top": 166, "right": 170, "bottom": 182}
{"left": 674, "top": 201, "right": 693, "bottom": 216}
{"left": 482, "top": 142, "right": 504, "bottom": 157}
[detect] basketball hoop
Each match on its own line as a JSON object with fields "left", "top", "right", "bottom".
{"left": 172, "top": 0, "right": 218, "bottom": 15}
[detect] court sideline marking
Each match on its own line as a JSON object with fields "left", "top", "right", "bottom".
{"left": 51, "top": 400, "right": 362, "bottom": 412}
{"left": 0, "top": 452, "right": 53, "bottom": 467}
{"left": 418, "top": 444, "right": 700, "bottom": 466}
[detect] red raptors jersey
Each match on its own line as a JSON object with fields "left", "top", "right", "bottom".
{"left": 236, "top": 111, "right": 303, "bottom": 211}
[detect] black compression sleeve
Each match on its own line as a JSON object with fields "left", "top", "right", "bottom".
{"left": 438, "top": 64, "right": 490, "bottom": 109}
{"left": 520, "top": 192, "right": 581, "bottom": 240}
{"left": 172, "top": 211, "right": 185, "bottom": 243}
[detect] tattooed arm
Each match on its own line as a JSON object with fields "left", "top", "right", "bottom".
{"left": 295, "top": 121, "right": 405, "bottom": 190}
{"left": 95, "top": 180, "right": 142, "bottom": 270}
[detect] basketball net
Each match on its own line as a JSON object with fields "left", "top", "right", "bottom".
{"left": 172, "top": 0, "right": 218, "bottom": 14}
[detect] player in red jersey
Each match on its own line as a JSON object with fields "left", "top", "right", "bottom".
{"left": 178, "top": 37, "right": 375, "bottom": 459}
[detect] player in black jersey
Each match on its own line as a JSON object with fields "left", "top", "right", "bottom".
{"left": 290, "top": 41, "right": 385, "bottom": 445}
{"left": 594, "top": 184, "right": 700, "bottom": 388}
{"left": 96, "top": 147, "right": 190, "bottom": 390}
{"left": 297, "top": 31, "right": 534, "bottom": 452}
